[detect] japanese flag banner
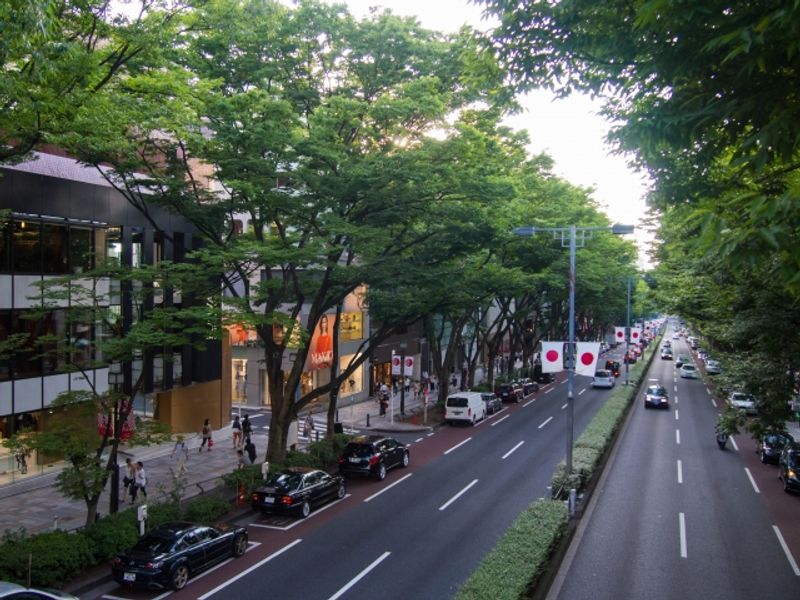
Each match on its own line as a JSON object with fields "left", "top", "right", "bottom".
{"left": 541, "top": 341, "right": 565, "bottom": 373}
{"left": 391, "top": 353, "right": 401, "bottom": 375}
{"left": 403, "top": 356, "right": 414, "bottom": 376}
{"left": 630, "top": 327, "right": 643, "bottom": 343}
{"left": 575, "top": 342, "right": 601, "bottom": 377}
{"left": 614, "top": 327, "right": 626, "bottom": 343}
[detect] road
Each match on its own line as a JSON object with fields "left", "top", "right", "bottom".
{"left": 552, "top": 328, "right": 800, "bottom": 599}
{"left": 93, "top": 349, "right": 630, "bottom": 600}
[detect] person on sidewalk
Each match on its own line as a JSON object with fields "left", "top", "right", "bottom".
{"left": 236, "top": 449, "right": 248, "bottom": 470}
{"left": 303, "top": 413, "right": 315, "bottom": 438}
{"left": 122, "top": 457, "right": 136, "bottom": 503}
{"left": 199, "top": 418, "right": 213, "bottom": 452}
{"left": 131, "top": 461, "right": 147, "bottom": 503}
{"left": 171, "top": 435, "right": 189, "bottom": 475}
{"left": 244, "top": 436, "right": 257, "bottom": 464}
{"left": 232, "top": 415, "right": 242, "bottom": 449}
{"left": 241, "top": 415, "right": 253, "bottom": 441}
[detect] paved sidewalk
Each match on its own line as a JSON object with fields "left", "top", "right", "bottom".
{"left": 0, "top": 390, "right": 436, "bottom": 536}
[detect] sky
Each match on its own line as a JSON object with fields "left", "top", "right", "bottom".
{"left": 339, "top": 0, "right": 654, "bottom": 267}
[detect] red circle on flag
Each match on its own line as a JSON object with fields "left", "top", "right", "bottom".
{"left": 632, "top": 331, "right": 639, "bottom": 339}
{"left": 545, "top": 350, "right": 559, "bottom": 362}
{"left": 392, "top": 357, "right": 401, "bottom": 366}
{"left": 405, "top": 358, "right": 413, "bottom": 367}
{"left": 580, "top": 352, "right": 595, "bottom": 366}
{"left": 616, "top": 331, "right": 623, "bottom": 338}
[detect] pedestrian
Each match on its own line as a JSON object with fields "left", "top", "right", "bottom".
{"left": 303, "top": 413, "right": 314, "bottom": 438}
{"left": 171, "top": 435, "right": 189, "bottom": 475}
{"left": 231, "top": 415, "right": 242, "bottom": 449}
{"left": 15, "top": 449, "right": 29, "bottom": 474}
{"left": 244, "top": 436, "right": 257, "bottom": 464}
{"left": 131, "top": 461, "right": 147, "bottom": 503}
{"left": 122, "top": 457, "right": 136, "bottom": 503}
{"left": 199, "top": 418, "right": 213, "bottom": 452}
{"left": 236, "top": 449, "right": 248, "bottom": 470}
{"left": 241, "top": 414, "right": 253, "bottom": 440}
{"left": 413, "top": 381, "right": 420, "bottom": 400}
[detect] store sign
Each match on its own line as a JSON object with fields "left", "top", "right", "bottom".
{"left": 309, "top": 314, "right": 334, "bottom": 370}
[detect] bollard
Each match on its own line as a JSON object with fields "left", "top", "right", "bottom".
{"left": 569, "top": 488, "right": 577, "bottom": 516}
{"left": 366, "top": 413, "right": 370, "bottom": 427}
{"left": 315, "top": 430, "right": 320, "bottom": 442}
{"left": 53, "top": 516, "right": 59, "bottom": 531}
{"left": 336, "top": 410, "right": 339, "bottom": 422}
{"left": 546, "top": 486, "right": 552, "bottom": 499}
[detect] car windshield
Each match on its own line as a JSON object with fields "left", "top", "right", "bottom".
{"left": 594, "top": 370, "right": 611, "bottom": 378}
{"left": 646, "top": 386, "right": 666, "bottom": 396}
{"left": 343, "top": 443, "right": 375, "bottom": 458}
{"left": 787, "top": 453, "right": 800, "bottom": 468}
{"left": 481, "top": 394, "right": 497, "bottom": 402}
{"left": 682, "top": 365, "right": 695, "bottom": 371}
{"left": 266, "top": 471, "right": 304, "bottom": 490}
{"left": 132, "top": 533, "right": 175, "bottom": 555}
{"left": 731, "top": 393, "right": 751, "bottom": 402}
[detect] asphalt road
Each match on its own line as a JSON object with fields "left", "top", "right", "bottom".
{"left": 95, "top": 349, "right": 629, "bottom": 600}
{"left": 552, "top": 329, "right": 800, "bottom": 600}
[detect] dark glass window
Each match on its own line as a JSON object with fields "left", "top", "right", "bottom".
{"left": 12, "top": 220, "right": 41, "bottom": 273}
{"left": 69, "top": 226, "right": 94, "bottom": 273}
{"left": 41, "top": 222, "right": 68, "bottom": 274}
{"left": 0, "top": 310, "right": 10, "bottom": 381}
{"left": 40, "top": 310, "right": 67, "bottom": 375}
{"left": 10, "top": 311, "right": 40, "bottom": 378}
{"left": 0, "top": 220, "right": 10, "bottom": 272}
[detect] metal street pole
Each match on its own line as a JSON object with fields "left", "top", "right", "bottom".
{"left": 400, "top": 343, "right": 407, "bottom": 416}
{"left": 625, "top": 277, "right": 632, "bottom": 386}
{"left": 566, "top": 225, "right": 576, "bottom": 475}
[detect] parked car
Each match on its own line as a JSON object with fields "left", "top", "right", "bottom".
{"left": 662, "top": 341, "right": 672, "bottom": 349}
{"left": 481, "top": 392, "right": 503, "bottom": 415}
{"left": 533, "top": 364, "right": 555, "bottom": 384}
{"left": 704, "top": 359, "right": 721, "bottom": 374}
{"left": 697, "top": 348, "right": 708, "bottom": 362}
{"left": 111, "top": 521, "right": 248, "bottom": 591}
{"left": 338, "top": 435, "right": 409, "bottom": 480}
{"left": 496, "top": 383, "right": 523, "bottom": 403}
{"left": 591, "top": 369, "right": 615, "bottom": 389}
{"left": 251, "top": 467, "right": 345, "bottom": 518}
{"left": 672, "top": 332, "right": 680, "bottom": 339}
{"left": 661, "top": 348, "right": 673, "bottom": 360}
{"left": 728, "top": 391, "right": 758, "bottom": 416}
{"left": 605, "top": 360, "right": 621, "bottom": 377}
{"left": 644, "top": 385, "right": 669, "bottom": 409}
{"left": 521, "top": 379, "right": 539, "bottom": 395}
{"left": 675, "top": 355, "right": 690, "bottom": 368}
{"left": 445, "top": 392, "right": 487, "bottom": 424}
{"left": 778, "top": 444, "right": 800, "bottom": 493}
{"left": 679, "top": 364, "right": 698, "bottom": 379}
{"left": 0, "top": 582, "right": 79, "bottom": 599}
{"left": 757, "top": 432, "right": 794, "bottom": 464}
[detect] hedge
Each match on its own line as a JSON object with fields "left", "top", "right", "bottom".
{"left": 456, "top": 501, "right": 568, "bottom": 600}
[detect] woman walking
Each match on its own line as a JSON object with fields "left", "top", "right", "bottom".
{"left": 199, "top": 418, "right": 213, "bottom": 452}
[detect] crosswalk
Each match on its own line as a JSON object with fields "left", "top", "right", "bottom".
{"left": 299, "top": 417, "right": 358, "bottom": 443}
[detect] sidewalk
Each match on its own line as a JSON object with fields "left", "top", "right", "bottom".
{"left": 0, "top": 390, "right": 435, "bottom": 536}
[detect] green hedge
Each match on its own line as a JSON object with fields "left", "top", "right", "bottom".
{"left": 456, "top": 501, "right": 568, "bottom": 600}
{"left": 0, "top": 529, "right": 94, "bottom": 588}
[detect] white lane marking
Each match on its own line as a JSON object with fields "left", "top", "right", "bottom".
{"left": 675, "top": 410, "right": 679, "bottom": 421}
{"left": 427, "top": 432, "right": 435, "bottom": 437}
{"left": 773, "top": 525, "right": 800, "bottom": 576}
{"left": 649, "top": 378, "right": 659, "bottom": 381}
{"left": 502, "top": 441, "right": 525, "bottom": 460}
{"left": 676, "top": 429, "right": 681, "bottom": 445}
{"left": 674, "top": 385, "right": 678, "bottom": 392}
{"left": 578, "top": 388, "right": 586, "bottom": 396}
{"left": 744, "top": 467, "right": 761, "bottom": 493}
{"left": 679, "top": 513, "right": 687, "bottom": 558}
{"left": 474, "top": 416, "right": 489, "bottom": 427}
{"left": 675, "top": 396, "right": 678, "bottom": 404}
{"left": 364, "top": 473, "right": 413, "bottom": 503}
{"left": 710, "top": 397, "right": 717, "bottom": 408}
{"left": 677, "top": 460, "right": 683, "bottom": 484}
{"left": 544, "top": 387, "right": 554, "bottom": 394}
{"left": 327, "top": 551, "right": 391, "bottom": 600}
{"left": 444, "top": 437, "right": 472, "bottom": 455}
{"left": 706, "top": 388, "right": 712, "bottom": 395}
{"left": 538, "top": 416, "right": 553, "bottom": 429}
{"left": 523, "top": 398, "right": 536, "bottom": 407}
{"left": 491, "top": 414, "right": 510, "bottom": 427}
{"left": 439, "top": 479, "right": 479, "bottom": 511}
{"left": 198, "top": 539, "right": 302, "bottom": 599}
{"left": 561, "top": 403, "right": 568, "bottom": 410}
{"left": 730, "top": 436, "right": 739, "bottom": 451}
{"left": 414, "top": 437, "right": 423, "bottom": 443}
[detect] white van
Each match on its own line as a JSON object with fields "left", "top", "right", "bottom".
{"left": 445, "top": 392, "right": 486, "bottom": 426}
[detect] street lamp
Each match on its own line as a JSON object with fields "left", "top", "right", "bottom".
{"left": 514, "top": 223, "right": 635, "bottom": 475}
{"left": 399, "top": 342, "right": 407, "bottom": 416}
{"left": 108, "top": 362, "right": 124, "bottom": 514}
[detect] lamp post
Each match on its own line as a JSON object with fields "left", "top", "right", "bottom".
{"left": 400, "top": 342, "right": 407, "bottom": 416}
{"left": 514, "top": 223, "right": 634, "bottom": 474}
{"left": 108, "top": 362, "right": 123, "bottom": 514}
{"left": 625, "top": 277, "right": 632, "bottom": 386}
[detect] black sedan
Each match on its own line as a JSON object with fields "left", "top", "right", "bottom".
{"left": 338, "top": 435, "right": 410, "bottom": 480}
{"left": 779, "top": 445, "right": 800, "bottom": 493}
{"left": 251, "top": 467, "right": 345, "bottom": 517}
{"left": 757, "top": 432, "right": 794, "bottom": 464}
{"left": 481, "top": 393, "right": 503, "bottom": 415}
{"left": 644, "top": 385, "right": 669, "bottom": 409}
{"left": 111, "top": 521, "right": 248, "bottom": 591}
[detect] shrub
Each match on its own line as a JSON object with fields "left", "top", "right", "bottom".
{"left": 144, "top": 501, "right": 181, "bottom": 527}
{"left": 456, "top": 501, "right": 568, "bottom": 600}
{"left": 184, "top": 495, "right": 231, "bottom": 523}
{"left": 0, "top": 529, "right": 94, "bottom": 588}
{"left": 222, "top": 464, "right": 263, "bottom": 495}
{"left": 307, "top": 433, "right": 353, "bottom": 469}
{"left": 83, "top": 510, "right": 140, "bottom": 562}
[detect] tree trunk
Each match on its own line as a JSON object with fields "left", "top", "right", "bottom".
{"left": 84, "top": 495, "right": 100, "bottom": 529}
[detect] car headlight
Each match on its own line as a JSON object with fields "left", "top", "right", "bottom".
{"left": 788, "top": 469, "right": 798, "bottom": 481}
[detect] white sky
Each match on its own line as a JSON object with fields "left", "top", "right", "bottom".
{"left": 340, "top": 0, "right": 654, "bottom": 267}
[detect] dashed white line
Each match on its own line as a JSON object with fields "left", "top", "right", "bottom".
{"left": 364, "top": 474, "right": 413, "bottom": 503}
{"left": 744, "top": 467, "right": 761, "bottom": 493}
{"left": 427, "top": 432, "right": 435, "bottom": 437}
{"left": 710, "top": 397, "right": 717, "bottom": 408}
{"left": 706, "top": 388, "right": 712, "bottom": 395}
{"left": 674, "top": 385, "right": 678, "bottom": 392}
{"left": 491, "top": 415, "right": 510, "bottom": 427}
{"left": 730, "top": 436, "right": 739, "bottom": 451}
{"left": 676, "top": 429, "right": 681, "bottom": 445}
{"left": 677, "top": 459, "right": 683, "bottom": 484}
{"left": 773, "top": 525, "right": 800, "bottom": 576}
{"left": 327, "top": 551, "right": 391, "bottom": 600}
{"left": 414, "top": 437, "right": 423, "bottom": 443}
{"left": 578, "top": 388, "right": 586, "bottom": 396}
{"left": 502, "top": 441, "right": 525, "bottom": 460}
{"left": 675, "top": 410, "right": 679, "bottom": 421}
{"left": 439, "top": 479, "right": 478, "bottom": 511}
{"left": 561, "top": 403, "right": 568, "bottom": 410}
{"left": 538, "top": 416, "right": 553, "bottom": 429}
{"left": 444, "top": 437, "right": 472, "bottom": 455}
{"left": 544, "top": 387, "right": 554, "bottom": 394}
{"left": 523, "top": 398, "right": 536, "bottom": 407}
{"left": 679, "top": 512, "right": 687, "bottom": 558}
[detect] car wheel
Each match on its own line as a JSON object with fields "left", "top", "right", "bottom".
{"left": 783, "top": 477, "right": 792, "bottom": 494}
{"left": 336, "top": 483, "right": 346, "bottom": 499}
{"left": 376, "top": 463, "right": 387, "bottom": 481}
{"left": 171, "top": 564, "right": 190, "bottom": 590}
{"left": 401, "top": 451, "right": 410, "bottom": 468}
{"left": 300, "top": 500, "right": 311, "bottom": 518}
{"left": 233, "top": 533, "right": 248, "bottom": 557}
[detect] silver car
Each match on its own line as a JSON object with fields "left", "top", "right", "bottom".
{"left": 679, "top": 364, "right": 698, "bottom": 379}
{"left": 728, "top": 392, "right": 758, "bottom": 415}
{"left": 592, "top": 370, "right": 615, "bottom": 389}
{"left": 705, "top": 359, "right": 721, "bottom": 374}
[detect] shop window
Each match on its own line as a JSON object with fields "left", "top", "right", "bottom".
{"left": 172, "top": 351, "right": 182, "bottom": 384}
{"left": 12, "top": 220, "right": 41, "bottom": 273}
{"left": 338, "top": 354, "right": 363, "bottom": 396}
{"left": 10, "top": 311, "right": 40, "bottom": 378}
{"left": 69, "top": 226, "right": 93, "bottom": 273}
{"left": 105, "top": 227, "right": 122, "bottom": 264}
{"left": 0, "top": 220, "right": 10, "bottom": 272}
{"left": 41, "top": 223, "right": 68, "bottom": 274}
{"left": 153, "top": 355, "right": 164, "bottom": 389}
{"left": 340, "top": 312, "right": 363, "bottom": 341}
{"left": 41, "top": 311, "right": 67, "bottom": 375}
{"left": 70, "top": 321, "right": 93, "bottom": 367}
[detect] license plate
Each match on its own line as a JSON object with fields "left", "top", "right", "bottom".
{"left": 124, "top": 572, "right": 136, "bottom": 582}
{"left": 264, "top": 497, "right": 274, "bottom": 504}
{"left": 349, "top": 457, "right": 360, "bottom": 463}
{"left": 453, "top": 410, "right": 462, "bottom": 415}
